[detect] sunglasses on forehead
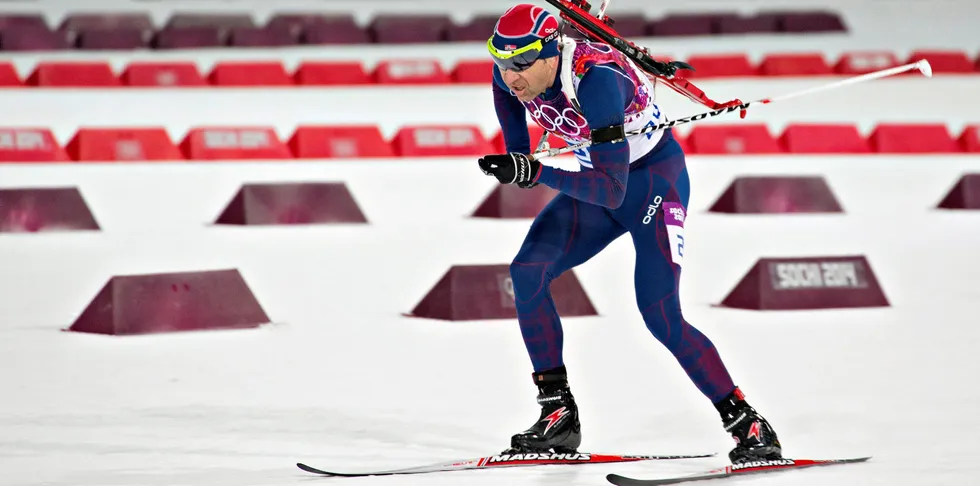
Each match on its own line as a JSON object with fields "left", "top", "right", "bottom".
{"left": 487, "top": 29, "right": 561, "bottom": 72}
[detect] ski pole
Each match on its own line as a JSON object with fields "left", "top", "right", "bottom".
{"left": 529, "top": 59, "right": 933, "bottom": 161}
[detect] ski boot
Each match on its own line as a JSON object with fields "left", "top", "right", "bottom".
{"left": 505, "top": 366, "right": 582, "bottom": 453}
{"left": 715, "top": 387, "right": 782, "bottom": 464}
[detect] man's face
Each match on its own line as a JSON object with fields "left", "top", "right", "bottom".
{"left": 498, "top": 57, "right": 556, "bottom": 102}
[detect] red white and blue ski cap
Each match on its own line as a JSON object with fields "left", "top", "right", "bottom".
{"left": 489, "top": 4, "right": 561, "bottom": 63}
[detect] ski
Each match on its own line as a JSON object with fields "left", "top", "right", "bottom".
{"left": 297, "top": 451, "right": 714, "bottom": 477}
{"left": 606, "top": 456, "right": 872, "bottom": 485}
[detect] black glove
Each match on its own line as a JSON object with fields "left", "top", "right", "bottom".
{"left": 478, "top": 153, "right": 541, "bottom": 186}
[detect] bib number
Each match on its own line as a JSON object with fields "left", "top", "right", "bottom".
{"left": 662, "top": 202, "right": 686, "bottom": 266}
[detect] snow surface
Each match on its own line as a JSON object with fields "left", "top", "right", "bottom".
{"left": 2, "top": 155, "right": 980, "bottom": 486}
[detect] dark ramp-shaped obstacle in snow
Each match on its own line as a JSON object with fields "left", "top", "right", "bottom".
{"left": 215, "top": 182, "right": 368, "bottom": 225}
{"left": 0, "top": 187, "right": 100, "bottom": 232}
{"left": 408, "top": 264, "right": 597, "bottom": 320}
{"left": 67, "top": 269, "right": 271, "bottom": 335}
{"left": 708, "top": 176, "right": 843, "bottom": 214}
{"left": 718, "top": 255, "right": 889, "bottom": 310}
{"left": 472, "top": 184, "right": 559, "bottom": 219}
{"left": 937, "top": 173, "right": 980, "bottom": 210}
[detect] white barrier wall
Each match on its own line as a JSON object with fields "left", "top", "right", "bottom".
{"left": 0, "top": 77, "right": 972, "bottom": 144}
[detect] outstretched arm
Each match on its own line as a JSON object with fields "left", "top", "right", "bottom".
{"left": 532, "top": 64, "right": 634, "bottom": 209}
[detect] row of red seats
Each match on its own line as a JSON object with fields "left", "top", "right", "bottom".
{"left": 1, "top": 50, "right": 976, "bottom": 87}
{"left": 1, "top": 123, "right": 977, "bottom": 162}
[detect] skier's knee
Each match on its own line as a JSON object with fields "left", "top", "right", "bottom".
{"left": 638, "top": 292, "right": 684, "bottom": 346}
{"left": 509, "top": 259, "right": 555, "bottom": 301}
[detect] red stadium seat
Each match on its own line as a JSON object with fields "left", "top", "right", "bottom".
{"left": 648, "top": 13, "right": 737, "bottom": 36}
{"left": 121, "top": 62, "right": 207, "bottom": 86}
{"left": 758, "top": 53, "right": 832, "bottom": 76}
{"left": 0, "top": 13, "right": 50, "bottom": 31}
{"left": 299, "top": 16, "right": 370, "bottom": 44}
{"left": 906, "top": 50, "right": 974, "bottom": 73}
{"left": 57, "top": 12, "right": 154, "bottom": 35}
{"left": 288, "top": 125, "right": 393, "bottom": 158}
{"left": 0, "top": 128, "right": 68, "bottom": 162}
{"left": 180, "top": 127, "right": 292, "bottom": 160}
{"left": 26, "top": 61, "right": 119, "bottom": 87}
{"left": 957, "top": 125, "right": 980, "bottom": 152}
{"left": 687, "top": 124, "right": 781, "bottom": 154}
{"left": 164, "top": 12, "right": 255, "bottom": 31}
{"left": 392, "top": 125, "right": 492, "bottom": 156}
{"left": 868, "top": 123, "right": 960, "bottom": 153}
{"left": 227, "top": 26, "right": 297, "bottom": 47}
{"left": 66, "top": 128, "right": 182, "bottom": 161}
{"left": 717, "top": 14, "right": 779, "bottom": 34}
{"left": 207, "top": 61, "right": 293, "bottom": 86}
{"left": 373, "top": 59, "right": 451, "bottom": 84}
{"left": 446, "top": 14, "right": 499, "bottom": 41}
{"left": 779, "top": 124, "right": 870, "bottom": 153}
{"left": 834, "top": 51, "right": 899, "bottom": 75}
{"left": 779, "top": 11, "right": 847, "bottom": 33}
{"left": 151, "top": 26, "right": 223, "bottom": 49}
{"left": 0, "top": 62, "right": 21, "bottom": 86}
{"left": 451, "top": 60, "right": 495, "bottom": 84}
{"left": 75, "top": 28, "right": 150, "bottom": 50}
{"left": 368, "top": 14, "right": 450, "bottom": 44}
{"left": 0, "top": 25, "right": 71, "bottom": 51}
{"left": 683, "top": 54, "right": 757, "bottom": 78}
{"left": 293, "top": 61, "right": 370, "bottom": 85}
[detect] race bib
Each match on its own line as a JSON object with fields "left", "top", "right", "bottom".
{"left": 662, "top": 202, "right": 686, "bottom": 266}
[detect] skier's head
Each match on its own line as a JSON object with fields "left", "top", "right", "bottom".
{"left": 488, "top": 4, "right": 561, "bottom": 101}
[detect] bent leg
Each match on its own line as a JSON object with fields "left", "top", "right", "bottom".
{"left": 613, "top": 144, "right": 737, "bottom": 403}
{"left": 510, "top": 192, "right": 626, "bottom": 372}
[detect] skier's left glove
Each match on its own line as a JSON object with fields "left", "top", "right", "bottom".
{"left": 478, "top": 153, "right": 540, "bottom": 186}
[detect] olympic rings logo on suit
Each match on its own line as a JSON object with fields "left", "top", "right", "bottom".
{"left": 529, "top": 103, "right": 588, "bottom": 139}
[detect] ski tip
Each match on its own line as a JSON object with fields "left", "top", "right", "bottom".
{"left": 606, "top": 473, "right": 643, "bottom": 486}
{"left": 296, "top": 463, "right": 324, "bottom": 474}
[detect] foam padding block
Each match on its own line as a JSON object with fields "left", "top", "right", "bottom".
{"left": 708, "top": 176, "right": 843, "bottom": 213}
{"left": 937, "top": 173, "right": 980, "bottom": 210}
{"left": 471, "top": 183, "right": 559, "bottom": 219}
{"left": 0, "top": 187, "right": 100, "bottom": 232}
{"left": 215, "top": 182, "right": 368, "bottom": 225}
{"left": 408, "top": 264, "right": 597, "bottom": 320}
{"left": 67, "top": 269, "right": 271, "bottom": 335}
{"left": 719, "top": 255, "right": 889, "bottom": 310}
